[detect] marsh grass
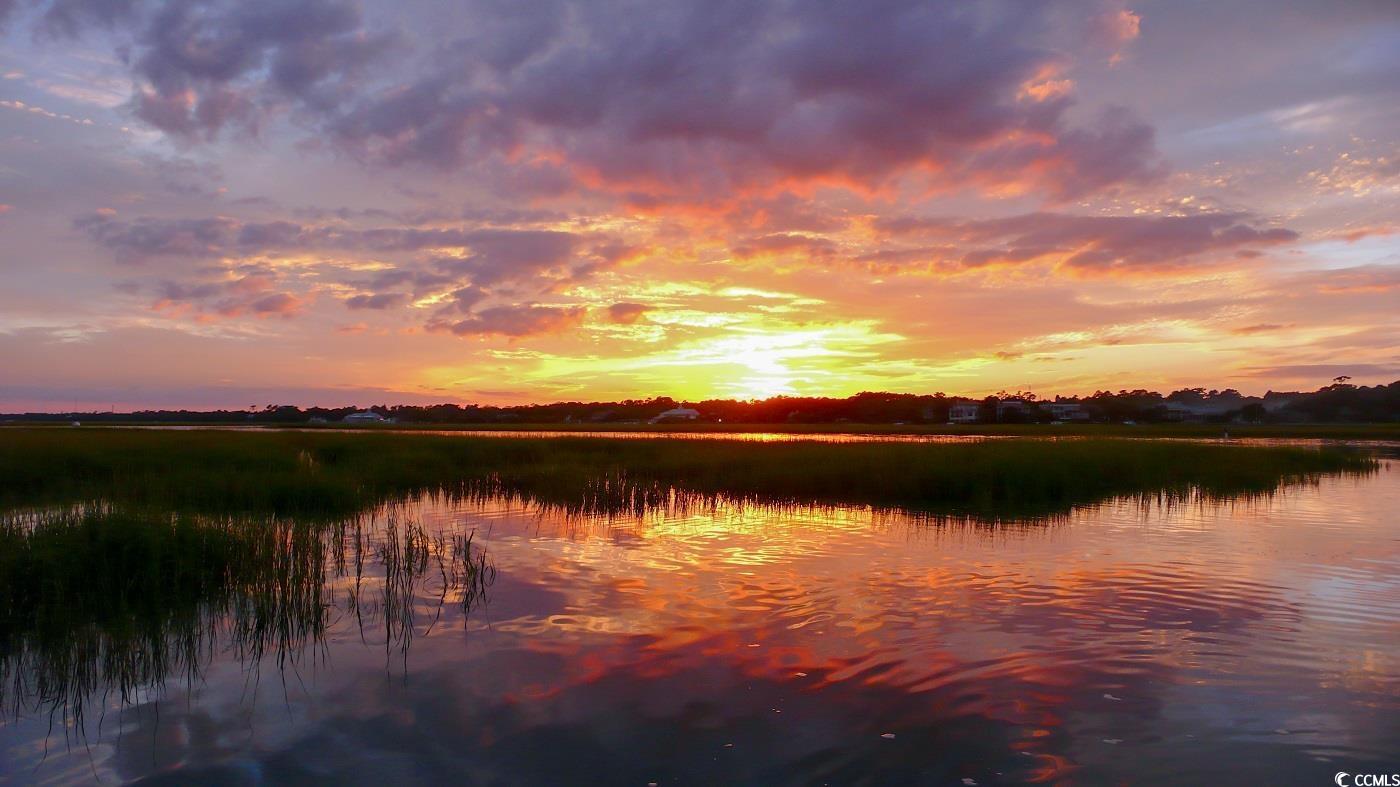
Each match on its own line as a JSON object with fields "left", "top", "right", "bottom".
{"left": 239, "top": 420, "right": 1400, "bottom": 440}
{"left": 0, "top": 508, "right": 495, "bottom": 737}
{"left": 0, "top": 428, "right": 1378, "bottom": 520}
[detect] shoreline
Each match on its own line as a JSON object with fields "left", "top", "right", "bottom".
{"left": 6, "top": 420, "right": 1399, "bottom": 441}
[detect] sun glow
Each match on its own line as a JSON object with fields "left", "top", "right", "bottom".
{"left": 412, "top": 319, "right": 906, "bottom": 402}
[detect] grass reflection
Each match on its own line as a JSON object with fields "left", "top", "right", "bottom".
{"left": 0, "top": 508, "right": 494, "bottom": 738}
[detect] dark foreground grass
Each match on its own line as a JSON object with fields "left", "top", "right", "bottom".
{"left": 0, "top": 509, "right": 493, "bottom": 727}
{"left": 0, "top": 428, "right": 1378, "bottom": 520}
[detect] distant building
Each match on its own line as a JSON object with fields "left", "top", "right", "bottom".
{"left": 948, "top": 403, "right": 980, "bottom": 424}
{"left": 1162, "top": 404, "right": 1201, "bottom": 423}
{"left": 1041, "top": 402, "right": 1088, "bottom": 421}
{"left": 649, "top": 407, "right": 700, "bottom": 424}
{"left": 342, "top": 411, "right": 392, "bottom": 424}
{"left": 996, "top": 399, "right": 1032, "bottom": 421}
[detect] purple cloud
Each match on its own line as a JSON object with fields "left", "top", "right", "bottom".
{"left": 143, "top": 267, "right": 305, "bottom": 319}
{"left": 434, "top": 304, "right": 586, "bottom": 337}
{"left": 873, "top": 211, "right": 1300, "bottom": 274}
{"left": 80, "top": 212, "right": 613, "bottom": 334}
{"left": 344, "top": 292, "right": 408, "bottom": 310}
{"left": 76, "top": 213, "right": 587, "bottom": 266}
{"left": 326, "top": 1, "right": 1164, "bottom": 201}
{"left": 21, "top": 0, "right": 1164, "bottom": 202}
{"left": 24, "top": 0, "right": 397, "bottom": 138}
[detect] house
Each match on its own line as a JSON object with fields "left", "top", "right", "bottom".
{"left": 1041, "top": 402, "right": 1088, "bottom": 421}
{"left": 649, "top": 407, "right": 700, "bottom": 424}
{"left": 1162, "top": 404, "right": 1202, "bottom": 423}
{"left": 995, "top": 399, "right": 1032, "bottom": 421}
{"left": 342, "top": 411, "right": 392, "bottom": 424}
{"left": 948, "top": 403, "right": 980, "bottom": 424}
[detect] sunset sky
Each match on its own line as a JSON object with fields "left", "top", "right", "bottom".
{"left": 1, "top": 0, "right": 1397, "bottom": 410}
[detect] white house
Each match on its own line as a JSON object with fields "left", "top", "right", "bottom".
{"left": 649, "top": 407, "right": 700, "bottom": 424}
{"left": 342, "top": 411, "right": 391, "bottom": 424}
{"left": 948, "top": 403, "right": 980, "bottom": 424}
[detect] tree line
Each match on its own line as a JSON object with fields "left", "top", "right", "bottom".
{"left": 4, "top": 379, "right": 1396, "bottom": 425}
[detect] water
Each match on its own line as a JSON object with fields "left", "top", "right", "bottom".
{"left": 2, "top": 454, "right": 1396, "bottom": 784}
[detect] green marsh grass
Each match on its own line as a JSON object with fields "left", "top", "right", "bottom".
{"left": 0, "top": 428, "right": 1379, "bottom": 520}
{"left": 251, "top": 420, "right": 1400, "bottom": 440}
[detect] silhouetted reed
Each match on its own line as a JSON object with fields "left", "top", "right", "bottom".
{"left": 0, "top": 508, "right": 495, "bottom": 739}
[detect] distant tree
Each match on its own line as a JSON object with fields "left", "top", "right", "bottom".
{"left": 1239, "top": 403, "right": 1267, "bottom": 423}
{"left": 4, "top": 380, "right": 1397, "bottom": 425}
{"left": 979, "top": 395, "right": 999, "bottom": 424}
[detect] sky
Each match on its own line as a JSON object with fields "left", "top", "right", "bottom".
{"left": 0, "top": 0, "right": 1397, "bottom": 411}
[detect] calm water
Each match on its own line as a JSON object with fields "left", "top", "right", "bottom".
{"left": 2, "top": 455, "right": 1397, "bottom": 784}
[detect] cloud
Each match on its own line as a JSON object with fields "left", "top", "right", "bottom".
{"left": 728, "top": 193, "right": 853, "bottom": 233}
{"left": 32, "top": 0, "right": 140, "bottom": 36}
{"left": 334, "top": 1, "right": 1163, "bottom": 200}
{"left": 431, "top": 229, "right": 581, "bottom": 285}
{"left": 23, "top": 0, "right": 1164, "bottom": 202}
{"left": 76, "top": 213, "right": 240, "bottom": 261}
{"left": 1303, "top": 265, "right": 1400, "bottom": 295}
{"left": 1235, "top": 363, "right": 1400, "bottom": 380}
{"left": 873, "top": 211, "right": 1300, "bottom": 274}
{"left": 444, "top": 285, "right": 488, "bottom": 314}
{"left": 1230, "top": 323, "right": 1290, "bottom": 335}
{"left": 78, "top": 211, "right": 622, "bottom": 336}
{"left": 433, "top": 304, "right": 586, "bottom": 337}
{"left": 247, "top": 291, "right": 302, "bottom": 316}
{"left": 732, "top": 233, "right": 838, "bottom": 260}
{"left": 144, "top": 268, "right": 306, "bottom": 319}
{"left": 345, "top": 292, "right": 408, "bottom": 310}
{"left": 18, "top": 0, "right": 397, "bottom": 137}
{"left": 1091, "top": 5, "right": 1141, "bottom": 62}
{"left": 76, "top": 212, "right": 591, "bottom": 266}
{"left": 607, "top": 302, "right": 650, "bottom": 324}
{"left": 130, "top": 0, "right": 397, "bottom": 139}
